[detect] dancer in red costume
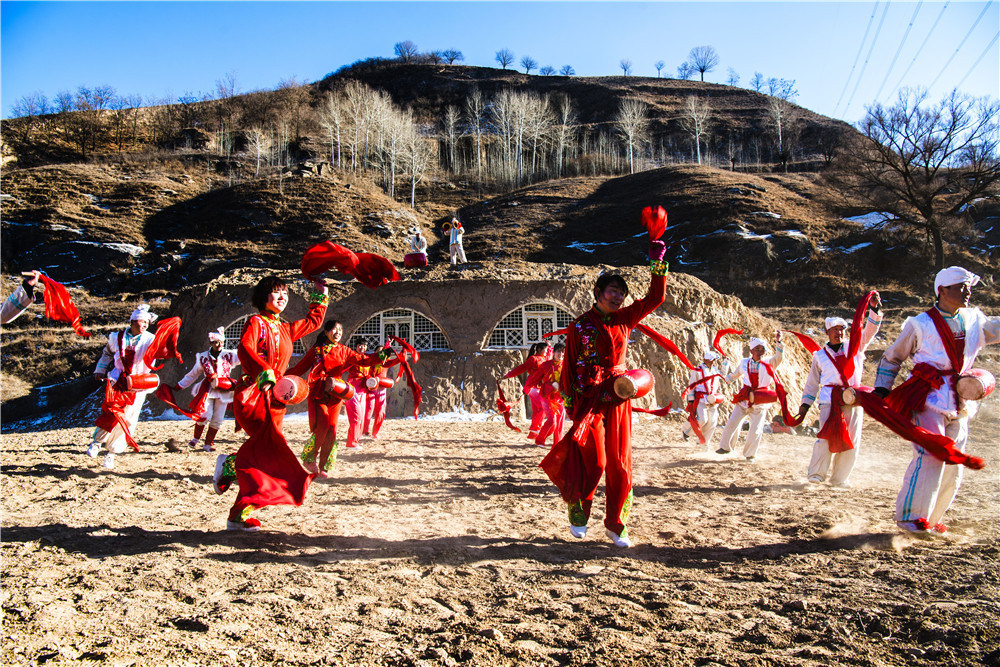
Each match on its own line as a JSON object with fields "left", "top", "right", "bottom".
{"left": 344, "top": 341, "right": 371, "bottom": 450}
{"left": 526, "top": 343, "right": 566, "bottom": 448}
{"left": 501, "top": 342, "right": 550, "bottom": 442}
{"left": 540, "top": 237, "right": 668, "bottom": 548}
{"left": 212, "top": 275, "right": 328, "bottom": 531}
{"left": 288, "top": 321, "right": 389, "bottom": 474}
{"left": 361, "top": 349, "right": 399, "bottom": 440}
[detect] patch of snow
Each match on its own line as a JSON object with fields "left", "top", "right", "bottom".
{"left": 736, "top": 229, "right": 772, "bottom": 241}
{"left": 50, "top": 224, "right": 85, "bottom": 235}
{"left": 71, "top": 241, "right": 144, "bottom": 257}
{"left": 781, "top": 230, "right": 808, "bottom": 239}
{"left": 844, "top": 212, "right": 896, "bottom": 228}
{"left": 566, "top": 240, "right": 626, "bottom": 253}
{"left": 750, "top": 211, "right": 781, "bottom": 219}
{"left": 843, "top": 242, "right": 873, "bottom": 254}
{"left": 958, "top": 198, "right": 987, "bottom": 213}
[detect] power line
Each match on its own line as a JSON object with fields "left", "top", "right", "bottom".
{"left": 874, "top": 1, "right": 923, "bottom": 102}
{"left": 844, "top": 0, "right": 893, "bottom": 118}
{"left": 928, "top": 1, "right": 994, "bottom": 90}
{"left": 955, "top": 30, "right": 1000, "bottom": 91}
{"left": 833, "top": 1, "right": 882, "bottom": 117}
{"left": 890, "top": 1, "right": 950, "bottom": 97}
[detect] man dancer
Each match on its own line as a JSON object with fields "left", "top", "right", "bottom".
{"left": 176, "top": 327, "right": 240, "bottom": 452}
{"left": 798, "top": 294, "right": 882, "bottom": 487}
{"left": 681, "top": 350, "right": 727, "bottom": 445}
{"left": 1, "top": 270, "right": 40, "bottom": 324}
{"left": 448, "top": 218, "right": 467, "bottom": 265}
{"left": 874, "top": 267, "right": 999, "bottom": 535}
{"left": 716, "top": 333, "right": 784, "bottom": 462}
{"left": 88, "top": 304, "right": 158, "bottom": 469}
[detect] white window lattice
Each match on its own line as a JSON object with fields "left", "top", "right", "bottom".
{"left": 223, "top": 315, "right": 307, "bottom": 356}
{"left": 346, "top": 309, "right": 450, "bottom": 352}
{"left": 487, "top": 302, "right": 572, "bottom": 349}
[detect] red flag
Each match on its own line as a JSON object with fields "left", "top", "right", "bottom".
{"left": 38, "top": 274, "right": 90, "bottom": 337}
{"left": 712, "top": 328, "right": 743, "bottom": 358}
{"left": 641, "top": 206, "right": 668, "bottom": 240}
{"left": 780, "top": 330, "right": 822, "bottom": 355}
{"left": 143, "top": 317, "right": 183, "bottom": 370}
{"left": 301, "top": 241, "right": 400, "bottom": 289}
{"left": 636, "top": 324, "right": 696, "bottom": 370}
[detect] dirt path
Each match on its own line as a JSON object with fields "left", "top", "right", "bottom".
{"left": 2, "top": 411, "right": 999, "bottom": 666}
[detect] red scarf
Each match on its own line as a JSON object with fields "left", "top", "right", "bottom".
{"left": 887, "top": 308, "right": 965, "bottom": 416}
{"left": 816, "top": 347, "right": 854, "bottom": 453}
{"left": 38, "top": 275, "right": 90, "bottom": 337}
{"left": 684, "top": 371, "right": 723, "bottom": 444}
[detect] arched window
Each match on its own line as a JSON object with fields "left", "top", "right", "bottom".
{"left": 223, "top": 315, "right": 307, "bottom": 355}
{"left": 346, "top": 309, "right": 450, "bottom": 351}
{"left": 487, "top": 302, "right": 573, "bottom": 349}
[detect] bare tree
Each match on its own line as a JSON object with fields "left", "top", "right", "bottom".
{"left": 245, "top": 126, "right": 272, "bottom": 175}
{"left": 676, "top": 62, "right": 695, "bottom": 80}
{"left": 615, "top": 97, "right": 649, "bottom": 174}
{"left": 427, "top": 51, "right": 445, "bottom": 65}
{"left": 442, "top": 105, "right": 461, "bottom": 172}
{"left": 540, "top": 65, "right": 556, "bottom": 76}
{"left": 521, "top": 55, "right": 538, "bottom": 74}
{"left": 749, "top": 72, "right": 765, "bottom": 92}
{"left": 319, "top": 91, "right": 346, "bottom": 168}
{"left": 767, "top": 78, "right": 798, "bottom": 101}
{"left": 834, "top": 89, "right": 1000, "bottom": 269}
{"left": 679, "top": 96, "right": 712, "bottom": 165}
{"left": 688, "top": 46, "right": 720, "bottom": 81}
{"left": 9, "top": 92, "right": 48, "bottom": 140}
{"left": 553, "top": 94, "right": 577, "bottom": 177}
{"left": 394, "top": 40, "right": 419, "bottom": 63}
{"left": 619, "top": 59, "right": 633, "bottom": 76}
{"left": 559, "top": 65, "right": 575, "bottom": 76}
{"left": 495, "top": 49, "right": 515, "bottom": 69}
{"left": 442, "top": 49, "right": 464, "bottom": 64}
{"left": 400, "top": 109, "right": 433, "bottom": 207}
{"left": 726, "top": 68, "right": 740, "bottom": 87}
{"left": 654, "top": 61, "right": 665, "bottom": 78}
{"left": 464, "top": 87, "right": 486, "bottom": 185}
{"left": 767, "top": 96, "right": 798, "bottom": 170}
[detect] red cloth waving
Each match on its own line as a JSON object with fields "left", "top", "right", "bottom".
{"left": 301, "top": 241, "right": 400, "bottom": 289}
{"left": 143, "top": 316, "right": 184, "bottom": 370}
{"left": 712, "top": 329, "right": 743, "bottom": 358}
{"left": 38, "top": 274, "right": 90, "bottom": 337}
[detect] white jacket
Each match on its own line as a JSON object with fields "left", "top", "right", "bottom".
{"left": 177, "top": 349, "right": 240, "bottom": 403}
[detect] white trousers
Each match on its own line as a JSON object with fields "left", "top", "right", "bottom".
{"left": 683, "top": 400, "right": 719, "bottom": 444}
{"left": 807, "top": 403, "right": 864, "bottom": 484}
{"left": 93, "top": 390, "right": 150, "bottom": 453}
{"left": 718, "top": 402, "right": 770, "bottom": 457}
{"left": 449, "top": 243, "right": 466, "bottom": 264}
{"left": 895, "top": 408, "right": 968, "bottom": 526}
{"left": 196, "top": 398, "right": 229, "bottom": 430}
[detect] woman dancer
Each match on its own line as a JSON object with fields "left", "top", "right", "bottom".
{"left": 501, "top": 342, "right": 550, "bottom": 442}
{"left": 212, "top": 275, "right": 327, "bottom": 531}
{"left": 526, "top": 343, "right": 567, "bottom": 448}
{"left": 289, "top": 321, "right": 387, "bottom": 474}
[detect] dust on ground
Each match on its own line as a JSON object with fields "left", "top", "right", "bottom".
{"left": 3, "top": 406, "right": 999, "bottom": 666}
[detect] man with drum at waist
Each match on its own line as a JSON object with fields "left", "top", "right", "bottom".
{"left": 798, "top": 295, "right": 882, "bottom": 488}
{"left": 874, "top": 266, "right": 1000, "bottom": 536}
{"left": 88, "top": 304, "right": 159, "bottom": 470}
{"left": 176, "top": 327, "right": 240, "bottom": 452}
{"left": 715, "top": 333, "right": 784, "bottom": 462}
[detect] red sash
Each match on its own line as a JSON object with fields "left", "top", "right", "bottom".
{"left": 817, "top": 347, "right": 854, "bottom": 453}
{"left": 94, "top": 330, "right": 140, "bottom": 450}
{"left": 685, "top": 371, "right": 722, "bottom": 444}
{"left": 887, "top": 308, "right": 965, "bottom": 416}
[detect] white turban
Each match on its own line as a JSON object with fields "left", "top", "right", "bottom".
{"left": 825, "top": 317, "right": 849, "bottom": 331}
{"left": 703, "top": 350, "right": 720, "bottom": 361}
{"left": 208, "top": 326, "right": 225, "bottom": 343}
{"left": 934, "top": 266, "right": 980, "bottom": 295}
{"left": 748, "top": 337, "right": 767, "bottom": 352}
{"left": 130, "top": 304, "right": 157, "bottom": 323}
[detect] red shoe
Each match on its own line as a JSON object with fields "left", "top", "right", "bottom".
{"left": 931, "top": 522, "right": 948, "bottom": 535}
{"left": 226, "top": 517, "right": 261, "bottom": 532}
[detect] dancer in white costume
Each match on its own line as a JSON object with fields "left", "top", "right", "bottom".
{"left": 716, "top": 333, "right": 784, "bottom": 461}
{"left": 681, "top": 350, "right": 727, "bottom": 445}
{"left": 874, "top": 267, "right": 999, "bottom": 535}
{"left": 89, "top": 305, "right": 158, "bottom": 469}
{"left": 176, "top": 327, "right": 240, "bottom": 452}
{"left": 798, "top": 296, "right": 882, "bottom": 487}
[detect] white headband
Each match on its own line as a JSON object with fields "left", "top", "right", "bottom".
{"left": 208, "top": 327, "right": 225, "bottom": 342}
{"left": 703, "top": 350, "right": 720, "bottom": 361}
{"left": 748, "top": 337, "right": 767, "bottom": 352}
{"left": 130, "top": 304, "right": 157, "bottom": 323}
{"left": 825, "top": 317, "right": 849, "bottom": 330}
{"left": 934, "top": 266, "right": 980, "bottom": 295}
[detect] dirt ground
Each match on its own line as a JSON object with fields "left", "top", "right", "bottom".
{"left": 2, "top": 405, "right": 999, "bottom": 667}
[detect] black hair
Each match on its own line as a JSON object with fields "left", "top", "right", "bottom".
{"left": 529, "top": 342, "right": 548, "bottom": 356}
{"left": 313, "top": 319, "right": 342, "bottom": 348}
{"left": 594, "top": 273, "right": 629, "bottom": 297}
{"left": 251, "top": 275, "right": 288, "bottom": 312}
{"left": 552, "top": 343, "right": 566, "bottom": 353}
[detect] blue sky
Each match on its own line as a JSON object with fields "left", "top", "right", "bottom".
{"left": 1, "top": 1, "right": 997, "bottom": 122}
